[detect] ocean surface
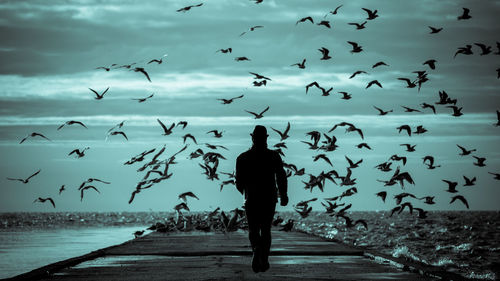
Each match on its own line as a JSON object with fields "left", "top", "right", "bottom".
{"left": 1, "top": 211, "right": 499, "bottom": 280}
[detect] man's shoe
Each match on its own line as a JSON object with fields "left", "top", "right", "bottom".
{"left": 252, "top": 248, "right": 261, "bottom": 273}
{"left": 260, "top": 251, "right": 270, "bottom": 272}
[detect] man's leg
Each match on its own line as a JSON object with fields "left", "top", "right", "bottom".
{"left": 245, "top": 202, "right": 262, "bottom": 273}
{"left": 259, "top": 202, "right": 276, "bottom": 272}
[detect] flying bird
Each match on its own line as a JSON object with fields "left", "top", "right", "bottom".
{"left": 249, "top": 72, "right": 271, "bottom": 80}
{"left": 401, "top": 105, "right": 421, "bottom": 113}
{"left": 348, "top": 21, "right": 367, "bottom": 30}
{"left": 89, "top": 87, "right": 110, "bottom": 100}
{"left": 373, "top": 106, "right": 392, "bottom": 115}
{"left": 313, "top": 154, "right": 333, "bottom": 166}
{"left": 271, "top": 122, "right": 291, "bottom": 141}
{"left": 362, "top": 8, "right": 379, "bottom": 20}
{"left": 372, "top": 61, "right": 388, "bottom": 68}
{"left": 245, "top": 106, "right": 269, "bottom": 119}
{"left": 239, "top": 25, "right": 263, "bottom": 37}
{"left": 400, "top": 144, "right": 416, "bottom": 152}
{"left": 183, "top": 134, "right": 198, "bottom": 144}
{"left": 19, "top": 132, "right": 51, "bottom": 144}
{"left": 59, "top": 185, "right": 65, "bottom": 194}
{"left": 7, "top": 169, "right": 41, "bottom": 184}
{"left": 457, "top": 7, "right": 471, "bottom": 20}
{"left": 356, "top": 143, "right": 371, "bottom": 150}
{"left": 397, "top": 125, "right": 411, "bottom": 136}
{"left": 216, "top": 48, "right": 232, "bottom": 54}
{"left": 291, "top": 59, "right": 306, "bottom": 69}
{"left": 338, "top": 91, "right": 352, "bottom": 100}
{"left": 454, "top": 45, "right": 473, "bottom": 58}
{"left": 57, "top": 121, "right": 87, "bottom": 130}
{"left": 317, "top": 20, "right": 331, "bottom": 28}
{"left": 423, "top": 155, "right": 441, "bottom": 169}
{"left": 463, "top": 176, "right": 476, "bottom": 186}
{"left": 443, "top": 180, "right": 458, "bottom": 193}
{"left": 296, "top": 16, "right": 314, "bottom": 25}
{"left": 398, "top": 78, "right": 416, "bottom": 88}
{"left": 488, "top": 172, "right": 500, "bottom": 180}
{"left": 132, "top": 93, "right": 154, "bottom": 103}
{"left": 235, "top": 56, "right": 251, "bottom": 62}
{"left": 421, "top": 103, "right": 436, "bottom": 114}
{"left": 325, "top": 5, "right": 343, "bottom": 17}
{"left": 423, "top": 59, "right": 437, "bottom": 70}
{"left": 474, "top": 43, "right": 492, "bottom": 55}
{"left": 347, "top": 41, "right": 363, "bottom": 53}
{"left": 345, "top": 156, "right": 362, "bottom": 169}
{"left": 447, "top": 106, "right": 463, "bottom": 117}
{"left": 68, "top": 147, "right": 90, "bottom": 158}
{"left": 457, "top": 144, "right": 476, "bottom": 156}
{"left": 176, "top": 3, "right": 203, "bottom": 12}
{"left": 450, "top": 195, "right": 469, "bottom": 209}
{"left": 318, "top": 47, "right": 332, "bottom": 60}
{"left": 132, "top": 67, "right": 151, "bottom": 82}
{"left": 428, "top": 26, "right": 443, "bottom": 34}
{"left": 80, "top": 185, "right": 100, "bottom": 201}
{"left": 207, "top": 130, "right": 223, "bottom": 138}
{"left": 472, "top": 156, "right": 486, "bottom": 167}
{"left": 33, "top": 197, "right": 55, "bottom": 208}
{"left": 349, "top": 70, "right": 367, "bottom": 79}
{"left": 148, "top": 54, "right": 168, "bottom": 64}
{"left": 376, "top": 191, "right": 387, "bottom": 203}
{"left": 157, "top": 119, "right": 175, "bottom": 135}
{"left": 217, "top": 94, "right": 244, "bottom": 104}
{"left": 178, "top": 191, "right": 199, "bottom": 202}
{"left": 107, "top": 131, "right": 128, "bottom": 141}
{"left": 366, "top": 80, "right": 382, "bottom": 89}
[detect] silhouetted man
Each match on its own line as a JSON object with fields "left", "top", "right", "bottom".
{"left": 236, "top": 125, "right": 288, "bottom": 273}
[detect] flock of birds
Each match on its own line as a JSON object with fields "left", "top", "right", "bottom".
{"left": 6, "top": 2, "right": 500, "bottom": 233}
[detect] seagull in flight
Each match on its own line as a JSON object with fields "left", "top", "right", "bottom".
{"left": 7, "top": 169, "right": 41, "bottom": 184}
{"left": 373, "top": 106, "right": 392, "bottom": 115}
{"left": 176, "top": 3, "right": 203, "bottom": 12}
{"left": 318, "top": 47, "right": 332, "bottom": 60}
{"left": 132, "top": 67, "right": 151, "bottom": 82}
{"left": 245, "top": 106, "right": 269, "bottom": 119}
{"left": 89, "top": 87, "right": 109, "bottom": 100}
{"left": 325, "top": 5, "right": 343, "bottom": 17}
{"left": 107, "top": 131, "right": 128, "bottom": 141}
{"left": 362, "top": 8, "right": 379, "bottom": 20}
{"left": 178, "top": 191, "right": 199, "bottom": 202}
{"left": 148, "top": 54, "right": 168, "bottom": 64}
{"left": 348, "top": 21, "right": 367, "bottom": 30}
{"left": 239, "top": 25, "right": 263, "bottom": 37}
{"left": 217, "top": 94, "right": 244, "bottom": 104}
{"left": 58, "top": 121, "right": 88, "bottom": 130}
{"left": 33, "top": 197, "right": 55, "bottom": 208}
{"left": 132, "top": 93, "right": 154, "bottom": 103}
{"left": 457, "top": 7, "right": 471, "bottom": 20}
{"left": 157, "top": 119, "right": 175, "bottom": 135}
{"left": 291, "top": 59, "right": 306, "bottom": 69}
{"left": 271, "top": 122, "right": 291, "bottom": 141}
{"left": 296, "top": 16, "right": 314, "bottom": 25}
{"left": 428, "top": 26, "right": 443, "bottom": 34}
{"left": 450, "top": 195, "right": 469, "bottom": 209}
{"left": 19, "top": 133, "right": 51, "bottom": 144}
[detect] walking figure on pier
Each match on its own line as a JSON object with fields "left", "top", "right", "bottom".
{"left": 236, "top": 125, "right": 288, "bottom": 273}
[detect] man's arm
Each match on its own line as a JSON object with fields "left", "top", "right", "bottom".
{"left": 275, "top": 153, "right": 288, "bottom": 206}
{"left": 235, "top": 156, "right": 245, "bottom": 195}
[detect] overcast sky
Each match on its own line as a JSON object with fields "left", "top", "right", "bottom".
{"left": 0, "top": 0, "right": 499, "bottom": 212}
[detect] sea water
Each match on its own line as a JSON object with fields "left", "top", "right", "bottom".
{"left": 1, "top": 211, "right": 499, "bottom": 280}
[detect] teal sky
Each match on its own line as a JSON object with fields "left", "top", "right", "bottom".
{"left": 0, "top": 0, "right": 499, "bottom": 212}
